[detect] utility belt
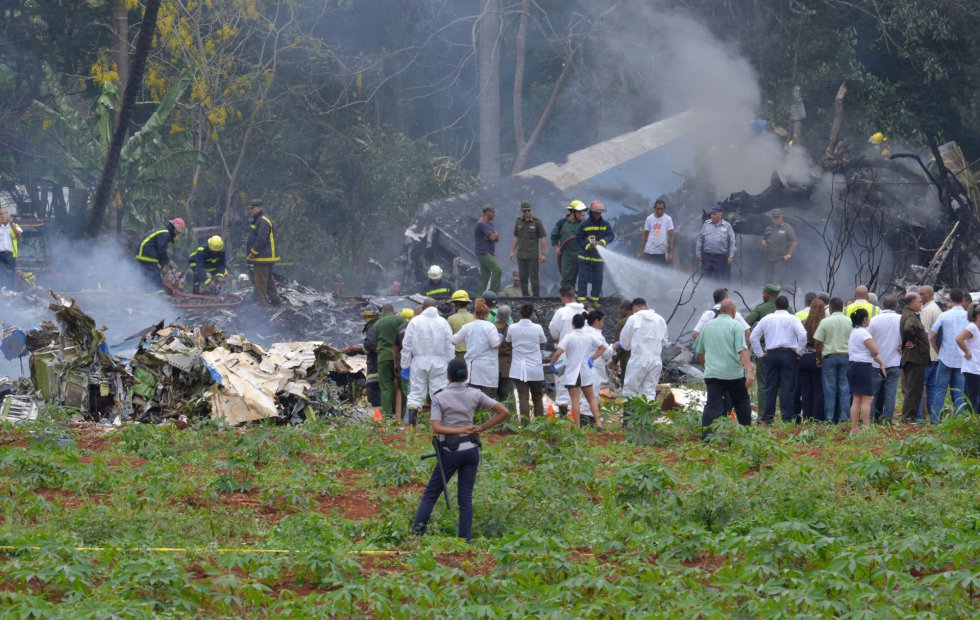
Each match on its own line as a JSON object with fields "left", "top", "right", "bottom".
{"left": 439, "top": 433, "right": 481, "bottom": 451}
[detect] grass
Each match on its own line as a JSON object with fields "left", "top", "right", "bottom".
{"left": 0, "top": 404, "right": 977, "bottom": 618}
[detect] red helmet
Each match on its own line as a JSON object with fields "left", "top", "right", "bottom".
{"left": 589, "top": 200, "right": 605, "bottom": 212}
{"left": 170, "top": 217, "right": 186, "bottom": 232}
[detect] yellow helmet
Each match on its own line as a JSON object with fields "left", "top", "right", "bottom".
{"left": 208, "top": 235, "right": 224, "bottom": 251}
{"left": 567, "top": 200, "right": 586, "bottom": 211}
{"left": 868, "top": 132, "right": 887, "bottom": 145}
{"left": 880, "top": 147, "right": 891, "bottom": 158}
{"left": 451, "top": 290, "right": 470, "bottom": 303}
{"left": 400, "top": 308, "right": 415, "bottom": 321}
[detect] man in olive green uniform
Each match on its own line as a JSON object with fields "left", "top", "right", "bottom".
{"left": 447, "top": 290, "right": 475, "bottom": 359}
{"left": 373, "top": 305, "right": 406, "bottom": 419}
{"left": 745, "top": 283, "right": 783, "bottom": 410}
{"left": 761, "top": 210, "right": 797, "bottom": 286}
{"left": 550, "top": 200, "right": 587, "bottom": 289}
{"left": 502, "top": 271, "right": 522, "bottom": 296}
{"left": 510, "top": 201, "right": 547, "bottom": 296}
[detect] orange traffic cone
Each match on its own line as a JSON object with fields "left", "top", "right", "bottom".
{"left": 547, "top": 403, "right": 554, "bottom": 419}
{"left": 729, "top": 408, "right": 737, "bottom": 421}
{"left": 373, "top": 408, "right": 382, "bottom": 420}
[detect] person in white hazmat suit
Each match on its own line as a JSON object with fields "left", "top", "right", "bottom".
{"left": 548, "top": 285, "right": 585, "bottom": 415}
{"left": 618, "top": 298, "right": 669, "bottom": 402}
{"left": 400, "top": 298, "right": 455, "bottom": 428}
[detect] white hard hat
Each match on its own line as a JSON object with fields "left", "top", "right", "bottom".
{"left": 427, "top": 265, "right": 443, "bottom": 279}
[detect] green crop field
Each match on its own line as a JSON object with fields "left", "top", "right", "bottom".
{"left": 0, "top": 403, "right": 978, "bottom": 618}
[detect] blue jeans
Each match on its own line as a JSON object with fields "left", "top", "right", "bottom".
{"left": 763, "top": 349, "right": 798, "bottom": 423}
{"left": 921, "top": 361, "right": 938, "bottom": 422}
{"left": 930, "top": 361, "right": 965, "bottom": 422}
{"left": 797, "top": 352, "right": 824, "bottom": 421}
{"left": 871, "top": 366, "right": 900, "bottom": 423}
{"left": 821, "top": 355, "right": 850, "bottom": 424}
{"left": 412, "top": 446, "right": 479, "bottom": 540}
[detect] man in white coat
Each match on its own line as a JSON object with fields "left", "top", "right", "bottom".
{"left": 619, "top": 298, "right": 669, "bottom": 402}
{"left": 400, "top": 297, "right": 455, "bottom": 428}
{"left": 548, "top": 284, "right": 586, "bottom": 416}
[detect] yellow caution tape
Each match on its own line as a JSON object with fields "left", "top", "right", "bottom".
{"left": 0, "top": 545, "right": 402, "bottom": 556}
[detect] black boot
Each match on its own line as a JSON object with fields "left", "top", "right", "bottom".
{"left": 406, "top": 408, "right": 418, "bottom": 429}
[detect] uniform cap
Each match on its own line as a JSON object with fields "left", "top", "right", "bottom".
{"left": 709, "top": 203, "right": 724, "bottom": 214}
{"left": 769, "top": 209, "right": 782, "bottom": 217}
{"left": 763, "top": 283, "right": 781, "bottom": 296}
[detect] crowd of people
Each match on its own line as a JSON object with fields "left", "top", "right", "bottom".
{"left": 707, "top": 282, "right": 980, "bottom": 436}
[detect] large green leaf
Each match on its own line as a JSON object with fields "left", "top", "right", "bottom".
{"left": 120, "top": 72, "right": 193, "bottom": 163}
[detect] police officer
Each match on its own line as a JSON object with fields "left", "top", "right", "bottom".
{"left": 134, "top": 217, "right": 186, "bottom": 289}
{"left": 187, "top": 235, "right": 228, "bottom": 294}
{"left": 509, "top": 201, "right": 547, "bottom": 296}
{"left": 411, "top": 357, "right": 510, "bottom": 540}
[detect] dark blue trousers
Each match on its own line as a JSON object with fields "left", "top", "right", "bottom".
{"left": 701, "top": 253, "right": 730, "bottom": 281}
{"left": 576, "top": 260, "right": 603, "bottom": 301}
{"left": 412, "top": 446, "right": 479, "bottom": 540}
{"left": 764, "top": 349, "right": 798, "bottom": 423}
{"left": 0, "top": 251, "right": 14, "bottom": 288}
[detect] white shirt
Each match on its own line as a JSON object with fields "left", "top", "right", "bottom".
{"left": 548, "top": 302, "right": 585, "bottom": 341}
{"left": 0, "top": 224, "right": 13, "bottom": 253}
{"left": 931, "top": 305, "right": 968, "bottom": 369}
{"left": 749, "top": 310, "right": 806, "bottom": 357}
{"left": 867, "top": 310, "right": 901, "bottom": 369}
{"left": 506, "top": 319, "right": 547, "bottom": 382}
{"left": 693, "top": 305, "right": 750, "bottom": 335}
{"left": 642, "top": 213, "right": 674, "bottom": 254}
{"left": 400, "top": 307, "right": 455, "bottom": 370}
{"left": 961, "top": 323, "right": 980, "bottom": 375}
{"left": 452, "top": 319, "right": 501, "bottom": 388}
{"left": 848, "top": 327, "right": 875, "bottom": 363}
{"left": 556, "top": 329, "right": 605, "bottom": 387}
{"left": 920, "top": 300, "right": 942, "bottom": 362}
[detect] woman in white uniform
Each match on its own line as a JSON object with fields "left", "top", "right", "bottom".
{"left": 551, "top": 312, "right": 608, "bottom": 429}
{"left": 452, "top": 298, "right": 502, "bottom": 397}
{"left": 507, "top": 302, "right": 547, "bottom": 423}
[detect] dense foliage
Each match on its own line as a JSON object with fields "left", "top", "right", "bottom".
{"left": 2, "top": 0, "right": 980, "bottom": 286}
{"left": 0, "top": 406, "right": 977, "bottom": 616}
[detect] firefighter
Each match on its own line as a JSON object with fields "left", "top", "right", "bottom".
{"left": 575, "top": 200, "right": 615, "bottom": 302}
{"left": 134, "top": 217, "right": 186, "bottom": 290}
{"left": 245, "top": 199, "right": 281, "bottom": 306}
{"left": 346, "top": 304, "right": 383, "bottom": 408}
{"left": 551, "top": 200, "right": 587, "bottom": 289}
{"left": 187, "top": 235, "right": 228, "bottom": 294}
{"left": 421, "top": 265, "right": 451, "bottom": 299}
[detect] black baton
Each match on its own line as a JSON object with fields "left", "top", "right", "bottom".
{"left": 420, "top": 435, "right": 451, "bottom": 510}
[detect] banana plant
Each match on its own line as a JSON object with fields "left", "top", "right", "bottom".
{"left": 31, "top": 67, "right": 206, "bottom": 229}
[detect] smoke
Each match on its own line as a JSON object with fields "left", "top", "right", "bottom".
{"left": 29, "top": 235, "right": 178, "bottom": 346}
{"left": 598, "top": 2, "right": 789, "bottom": 197}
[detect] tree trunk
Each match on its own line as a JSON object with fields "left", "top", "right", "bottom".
{"left": 112, "top": 0, "right": 130, "bottom": 99}
{"left": 86, "top": 0, "right": 162, "bottom": 238}
{"left": 512, "top": 45, "right": 576, "bottom": 173}
{"left": 512, "top": 0, "right": 529, "bottom": 160}
{"left": 478, "top": 0, "right": 501, "bottom": 182}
